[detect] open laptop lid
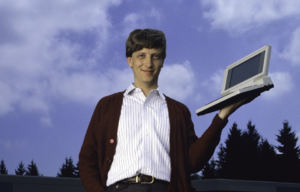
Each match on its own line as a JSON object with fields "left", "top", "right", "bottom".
{"left": 221, "top": 45, "right": 272, "bottom": 96}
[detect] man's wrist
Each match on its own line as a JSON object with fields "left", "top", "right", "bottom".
{"left": 218, "top": 110, "right": 229, "bottom": 120}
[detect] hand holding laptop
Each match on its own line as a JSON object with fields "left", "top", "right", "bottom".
{"left": 218, "top": 93, "right": 261, "bottom": 120}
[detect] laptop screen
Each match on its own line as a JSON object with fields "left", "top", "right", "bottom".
{"left": 225, "top": 51, "right": 265, "bottom": 90}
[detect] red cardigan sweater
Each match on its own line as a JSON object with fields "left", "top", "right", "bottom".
{"left": 79, "top": 91, "right": 228, "bottom": 192}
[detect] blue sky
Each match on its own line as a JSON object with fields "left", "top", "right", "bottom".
{"left": 1, "top": 0, "right": 300, "bottom": 177}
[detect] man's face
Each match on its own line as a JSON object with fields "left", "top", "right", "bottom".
{"left": 127, "top": 47, "right": 164, "bottom": 88}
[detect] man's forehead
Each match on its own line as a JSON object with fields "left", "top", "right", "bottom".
{"left": 134, "top": 48, "right": 162, "bottom": 54}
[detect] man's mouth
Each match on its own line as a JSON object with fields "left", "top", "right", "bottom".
{"left": 142, "top": 70, "right": 154, "bottom": 73}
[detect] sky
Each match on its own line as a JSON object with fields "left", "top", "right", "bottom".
{"left": 1, "top": 0, "right": 300, "bottom": 177}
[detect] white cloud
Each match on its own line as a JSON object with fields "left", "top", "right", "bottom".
{"left": 40, "top": 116, "right": 52, "bottom": 127}
{"left": 51, "top": 68, "right": 133, "bottom": 105}
{"left": 280, "top": 27, "right": 300, "bottom": 65}
{"left": 202, "top": 0, "right": 300, "bottom": 35}
{"left": 159, "top": 61, "right": 195, "bottom": 101}
{"left": 0, "top": 139, "right": 27, "bottom": 150}
{"left": 123, "top": 13, "right": 141, "bottom": 36}
{"left": 149, "top": 8, "right": 161, "bottom": 22}
{"left": 122, "top": 8, "right": 161, "bottom": 36}
{"left": 0, "top": 81, "right": 19, "bottom": 115}
{"left": 202, "top": 69, "right": 224, "bottom": 96}
{"left": 0, "top": 0, "right": 123, "bottom": 117}
{"left": 193, "top": 93, "right": 204, "bottom": 103}
{"left": 262, "top": 72, "right": 293, "bottom": 99}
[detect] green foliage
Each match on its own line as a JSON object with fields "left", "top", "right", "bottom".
{"left": 15, "top": 161, "right": 26, "bottom": 175}
{"left": 57, "top": 157, "right": 76, "bottom": 178}
{"left": 190, "top": 173, "right": 201, "bottom": 180}
{"left": 212, "top": 120, "right": 300, "bottom": 183}
{"left": 216, "top": 122, "right": 244, "bottom": 179}
{"left": 25, "top": 160, "right": 40, "bottom": 176}
{"left": 276, "top": 121, "right": 300, "bottom": 158}
{"left": 74, "top": 161, "right": 80, "bottom": 178}
{"left": 239, "top": 121, "right": 261, "bottom": 180}
{"left": 201, "top": 158, "right": 217, "bottom": 179}
{"left": 276, "top": 120, "right": 300, "bottom": 183}
{"left": 0, "top": 159, "right": 8, "bottom": 174}
{"left": 258, "top": 138, "right": 277, "bottom": 181}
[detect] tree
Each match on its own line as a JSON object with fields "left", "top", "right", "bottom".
{"left": 276, "top": 120, "right": 300, "bottom": 183}
{"left": 0, "top": 159, "right": 8, "bottom": 174}
{"left": 190, "top": 173, "right": 201, "bottom": 180}
{"left": 57, "top": 157, "right": 76, "bottom": 177}
{"left": 25, "top": 160, "right": 40, "bottom": 176}
{"left": 239, "top": 121, "right": 261, "bottom": 180}
{"left": 74, "top": 161, "right": 80, "bottom": 178}
{"left": 216, "top": 122, "right": 244, "bottom": 179}
{"left": 258, "top": 138, "right": 277, "bottom": 181}
{"left": 201, "top": 158, "right": 217, "bottom": 179}
{"left": 15, "top": 161, "right": 26, "bottom": 175}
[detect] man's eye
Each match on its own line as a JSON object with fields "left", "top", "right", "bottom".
{"left": 138, "top": 55, "right": 145, "bottom": 58}
{"left": 153, "top": 55, "right": 160, "bottom": 59}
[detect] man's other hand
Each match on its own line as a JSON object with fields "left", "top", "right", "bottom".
{"left": 218, "top": 93, "right": 261, "bottom": 120}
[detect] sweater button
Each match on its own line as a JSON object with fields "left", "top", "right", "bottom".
{"left": 110, "top": 139, "right": 114, "bottom": 144}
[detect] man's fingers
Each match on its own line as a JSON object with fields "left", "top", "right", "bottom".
{"left": 242, "top": 93, "right": 261, "bottom": 105}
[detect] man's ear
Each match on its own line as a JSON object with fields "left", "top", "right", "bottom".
{"left": 127, "top": 57, "right": 132, "bottom": 68}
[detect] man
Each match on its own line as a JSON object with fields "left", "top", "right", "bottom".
{"left": 79, "top": 29, "right": 259, "bottom": 192}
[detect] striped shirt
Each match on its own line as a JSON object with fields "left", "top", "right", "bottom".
{"left": 106, "top": 83, "right": 171, "bottom": 186}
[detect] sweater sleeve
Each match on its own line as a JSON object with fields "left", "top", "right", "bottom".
{"left": 79, "top": 101, "right": 105, "bottom": 192}
{"left": 188, "top": 113, "right": 228, "bottom": 173}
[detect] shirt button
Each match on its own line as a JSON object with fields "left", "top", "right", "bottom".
{"left": 110, "top": 139, "right": 114, "bottom": 144}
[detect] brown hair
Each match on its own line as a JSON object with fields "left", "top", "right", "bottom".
{"left": 125, "top": 29, "right": 166, "bottom": 59}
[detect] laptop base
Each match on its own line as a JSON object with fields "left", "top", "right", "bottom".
{"left": 196, "top": 77, "right": 274, "bottom": 116}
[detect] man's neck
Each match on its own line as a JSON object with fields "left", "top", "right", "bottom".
{"left": 133, "top": 83, "right": 158, "bottom": 97}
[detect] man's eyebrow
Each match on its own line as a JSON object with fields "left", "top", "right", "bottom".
{"left": 151, "top": 52, "right": 162, "bottom": 55}
{"left": 135, "top": 51, "right": 146, "bottom": 54}
{"left": 135, "top": 51, "right": 161, "bottom": 55}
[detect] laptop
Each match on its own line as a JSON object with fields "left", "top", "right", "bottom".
{"left": 196, "top": 45, "right": 274, "bottom": 116}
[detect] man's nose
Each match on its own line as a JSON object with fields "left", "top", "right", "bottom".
{"left": 144, "top": 56, "right": 153, "bottom": 67}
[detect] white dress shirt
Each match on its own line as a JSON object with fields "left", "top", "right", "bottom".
{"left": 106, "top": 83, "right": 171, "bottom": 186}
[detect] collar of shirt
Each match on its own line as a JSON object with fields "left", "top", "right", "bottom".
{"left": 124, "top": 83, "right": 166, "bottom": 101}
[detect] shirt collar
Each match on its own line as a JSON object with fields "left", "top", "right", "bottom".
{"left": 124, "top": 83, "right": 166, "bottom": 101}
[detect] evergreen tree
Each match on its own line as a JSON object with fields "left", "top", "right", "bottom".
{"left": 239, "top": 121, "right": 261, "bottom": 180}
{"left": 15, "top": 161, "right": 26, "bottom": 175}
{"left": 25, "top": 160, "right": 40, "bottom": 176}
{"left": 74, "top": 161, "right": 80, "bottom": 178}
{"left": 215, "top": 144, "right": 226, "bottom": 177}
{"left": 0, "top": 159, "right": 8, "bottom": 174}
{"left": 276, "top": 120, "right": 300, "bottom": 183}
{"left": 258, "top": 138, "right": 277, "bottom": 182}
{"left": 201, "top": 158, "right": 217, "bottom": 179}
{"left": 190, "top": 173, "right": 201, "bottom": 180}
{"left": 216, "top": 122, "right": 244, "bottom": 179}
{"left": 57, "top": 157, "right": 76, "bottom": 177}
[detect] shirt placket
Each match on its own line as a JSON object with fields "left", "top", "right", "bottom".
{"left": 142, "top": 92, "right": 153, "bottom": 174}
